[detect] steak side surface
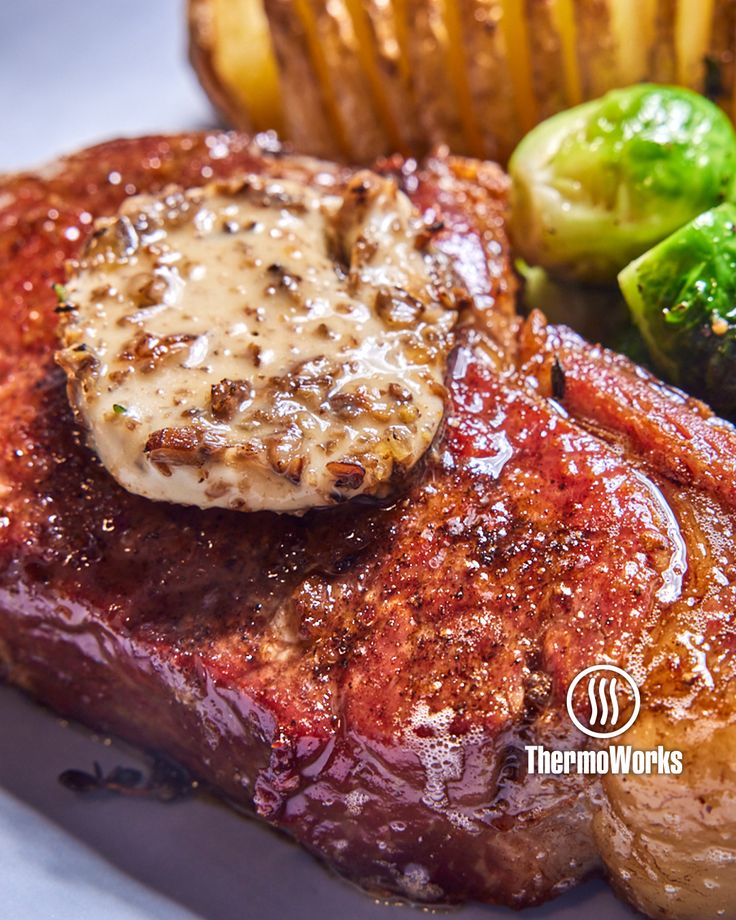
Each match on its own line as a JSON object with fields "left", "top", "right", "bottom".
{"left": 1, "top": 133, "right": 735, "bottom": 919}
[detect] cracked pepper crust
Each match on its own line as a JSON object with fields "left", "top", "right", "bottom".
{"left": 0, "top": 132, "right": 735, "bottom": 917}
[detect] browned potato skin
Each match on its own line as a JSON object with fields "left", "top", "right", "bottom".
{"left": 597, "top": 668, "right": 736, "bottom": 919}
{"left": 649, "top": 0, "right": 678, "bottom": 82}
{"left": 708, "top": 0, "right": 736, "bottom": 118}
{"left": 261, "top": 0, "right": 339, "bottom": 157}
{"left": 189, "top": 0, "right": 736, "bottom": 161}
{"left": 360, "top": 0, "right": 423, "bottom": 155}
{"left": 457, "top": 0, "right": 523, "bottom": 163}
{"left": 301, "top": 0, "right": 390, "bottom": 162}
{"left": 591, "top": 479, "right": 736, "bottom": 920}
{"left": 597, "top": 716, "right": 736, "bottom": 920}
{"left": 402, "top": 0, "right": 466, "bottom": 152}
{"left": 573, "top": 0, "right": 620, "bottom": 98}
{"left": 525, "top": 0, "right": 572, "bottom": 121}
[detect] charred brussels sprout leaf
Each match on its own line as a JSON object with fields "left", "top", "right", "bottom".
{"left": 510, "top": 85, "right": 736, "bottom": 284}
{"left": 619, "top": 202, "right": 736, "bottom": 418}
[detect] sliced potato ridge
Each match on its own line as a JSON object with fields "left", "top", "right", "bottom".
{"left": 193, "top": 0, "right": 736, "bottom": 161}
{"left": 343, "top": 0, "right": 405, "bottom": 153}
{"left": 456, "top": 0, "right": 523, "bottom": 161}
{"left": 676, "top": 0, "right": 715, "bottom": 89}
{"left": 498, "top": 0, "right": 538, "bottom": 133}
{"left": 649, "top": 0, "right": 678, "bottom": 83}
{"left": 262, "top": 0, "right": 340, "bottom": 156}
{"left": 439, "top": 0, "right": 485, "bottom": 157}
{"left": 389, "top": 0, "right": 418, "bottom": 110}
{"left": 211, "top": 0, "right": 284, "bottom": 132}
{"left": 302, "top": 0, "right": 391, "bottom": 161}
{"left": 290, "top": 0, "right": 353, "bottom": 156}
{"left": 402, "top": 0, "right": 467, "bottom": 151}
{"left": 572, "top": 0, "right": 620, "bottom": 99}
{"left": 608, "top": 0, "right": 656, "bottom": 84}
{"left": 549, "top": 0, "right": 582, "bottom": 107}
{"left": 708, "top": 0, "right": 736, "bottom": 120}
{"left": 525, "top": 0, "right": 575, "bottom": 120}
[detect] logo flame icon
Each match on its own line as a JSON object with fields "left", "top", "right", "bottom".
{"left": 567, "top": 665, "right": 641, "bottom": 739}
{"left": 587, "top": 675, "right": 620, "bottom": 727}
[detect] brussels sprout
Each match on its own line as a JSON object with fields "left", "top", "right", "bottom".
{"left": 509, "top": 85, "right": 736, "bottom": 284}
{"left": 619, "top": 202, "right": 736, "bottom": 418}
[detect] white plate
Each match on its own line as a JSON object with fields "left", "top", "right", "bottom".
{"left": 0, "top": 2, "right": 636, "bottom": 917}
{"left": 0, "top": 687, "right": 634, "bottom": 920}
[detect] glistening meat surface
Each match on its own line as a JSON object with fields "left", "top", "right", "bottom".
{"left": 0, "top": 133, "right": 735, "bottom": 918}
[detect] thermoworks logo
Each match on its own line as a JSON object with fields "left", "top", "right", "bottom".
{"left": 566, "top": 664, "right": 641, "bottom": 739}
{"left": 525, "top": 664, "right": 683, "bottom": 777}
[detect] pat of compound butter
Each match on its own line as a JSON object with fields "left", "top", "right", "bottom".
{"left": 57, "top": 170, "right": 463, "bottom": 514}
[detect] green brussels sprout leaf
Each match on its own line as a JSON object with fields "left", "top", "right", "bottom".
{"left": 510, "top": 85, "right": 736, "bottom": 284}
{"left": 619, "top": 202, "right": 736, "bottom": 418}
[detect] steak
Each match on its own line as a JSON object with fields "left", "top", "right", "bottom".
{"left": 1, "top": 132, "right": 735, "bottom": 920}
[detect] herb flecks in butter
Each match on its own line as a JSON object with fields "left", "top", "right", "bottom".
{"left": 56, "top": 171, "right": 467, "bottom": 514}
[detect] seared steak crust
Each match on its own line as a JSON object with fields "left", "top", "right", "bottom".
{"left": 1, "top": 133, "right": 735, "bottom": 917}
